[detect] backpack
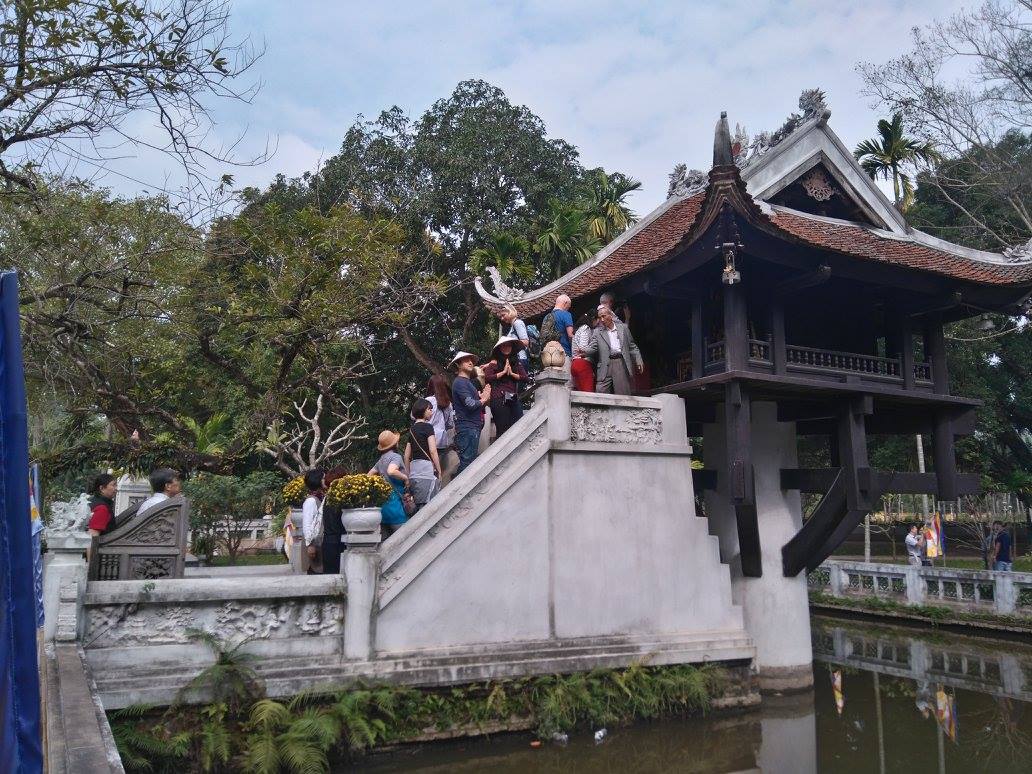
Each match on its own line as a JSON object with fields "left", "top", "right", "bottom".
{"left": 539, "top": 311, "right": 561, "bottom": 348}
{"left": 524, "top": 324, "right": 542, "bottom": 359}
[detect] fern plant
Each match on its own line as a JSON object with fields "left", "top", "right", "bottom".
{"left": 176, "top": 628, "right": 264, "bottom": 717}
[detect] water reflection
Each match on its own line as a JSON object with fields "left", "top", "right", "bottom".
{"left": 353, "top": 617, "right": 1032, "bottom": 772}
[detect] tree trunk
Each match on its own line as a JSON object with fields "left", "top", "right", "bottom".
{"left": 395, "top": 325, "right": 446, "bottom": 375}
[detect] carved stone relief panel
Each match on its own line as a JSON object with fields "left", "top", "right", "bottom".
{"left": 129, "top": 556, "right": 176, "bottom": 580}
{"left": 570, "top": 406, "right": 662, "bottom": 445}
{"left": 84, "top": 597, "right": 345, "bottom": 648}
{"left": 129, "top": 516, "right": 177, "bottom": 545}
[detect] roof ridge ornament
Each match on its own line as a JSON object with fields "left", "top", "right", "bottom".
{"left": 667, "top": 163, "right": 707, "bottom": 199}
{"left": 485, "top": 266, "right": 525, "bottom": 302}
{"left": 713, "top": 111, "right": 734, "bottom": 167}
{"left": 744, "top": 88, "right": 830, "bottom": 165}
{"left": 1003, "top": 237, "right": 1032, "bottom": 264}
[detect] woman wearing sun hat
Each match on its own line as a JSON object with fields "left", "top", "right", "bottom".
{"left": 482, "top": 335, "right": 529, "bottom": 438}
{"left": 368, "top": 429, "right": 409, "bottom": 540}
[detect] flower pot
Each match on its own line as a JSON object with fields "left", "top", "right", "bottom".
{"left": 342, "top": 506, "right": 383, "bottom": 547}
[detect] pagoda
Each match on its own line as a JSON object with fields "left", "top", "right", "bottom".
{"left": 477, "top": 92, "right": 1032, "bottom": 685}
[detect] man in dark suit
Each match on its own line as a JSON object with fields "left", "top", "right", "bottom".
{"left": 585, "top": 305, "right": 643, "bottom": 395}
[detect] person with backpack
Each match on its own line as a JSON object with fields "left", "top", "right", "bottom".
{"left": 541, "top": 294, "right": 576, "bottom": 357}
{"left": 499, "top": 303, "right": 533, "bottom": 374}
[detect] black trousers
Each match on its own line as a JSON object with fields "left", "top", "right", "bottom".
{"left": 491, "top": 396, "right": 523, "bottom": 437}
{"left": 322, "top": 533, "right": 343, "bottom": 574}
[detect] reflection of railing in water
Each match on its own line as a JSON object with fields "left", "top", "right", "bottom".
{"left": 812, "top": 619, "right": 1032, "bottom": 701}
{"left": 810, "top": 560, "right": 1032, "bottom": 616}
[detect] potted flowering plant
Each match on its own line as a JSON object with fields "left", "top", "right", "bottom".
{"left": 325, "top": 474, "right": 391, "bottom": 545}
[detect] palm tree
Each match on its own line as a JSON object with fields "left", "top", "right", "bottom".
{"left": 533, "top": 200, "right": 602, "bottom": 281}
{"left": 854, "top": 113, "right": 941, "bottom": 211}
{"left": 469, "top": 230, "right": 533, "bottom": 281}
{"left": 583, "top": 170, "right": 642, "bottom": 242}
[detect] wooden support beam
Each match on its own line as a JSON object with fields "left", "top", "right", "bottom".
{"left": 691, "top": 297, "right": 704, "bottom": 380}
{"left": 773, "top": 263, "right": 831, "bottom": 296}
{"left": 900, "top": 313, "right": 916, "bottom": 390}
{"left": 925, "top": 313, "right": 949, "bottom": 395}
{"left": 932, "top": 411, "right": 959, "bottom": 501}
{"left": 771, "top": 300, "right": 787, "bottom": 375}
{"left": 643, "top": 279, "right": 699, "bottom": 301}
{"left": 837, "top": 397, "right": 872, "bottom": 511}
{"left": 724, "top": 382, "right": 761, "bottom": 577}
{"left": 908, "top": 291, "right": 963, "bottom": 316}
{"left": 781, "top": 468, "right": 979, "bottom": 495}
{"left": 723, "top": 280, "right": 748, "bottom": 371}
{"left": 691, "top": 468, "right": 718, "bottom": 492}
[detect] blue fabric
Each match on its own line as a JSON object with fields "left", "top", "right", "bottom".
{"left": 0, "top": 272, "right": 43, "bottom": 772}
{"left": 995, "top": 531, "right": 1012, "bottom": 563}
{"left": 552, "top": 309, "right": 574, "bottom": 356}
{"left": 381, "top": 480, "right": 407, "bottom": 526}
{"left": 455, "top": 427, "right": 480, "bottom": 474}
{"left": 451, "top": 376, "right": 484, "bottom": 431}
{"left": 994, "top": 560, "right": 1013, "bottom": 572}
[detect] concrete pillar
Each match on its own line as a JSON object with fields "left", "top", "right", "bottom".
{"left": 828, "top": 563, "right": 844, "bottom": 597}
{"left": 905, "top": 566, "right": 923, "bottom": 605}
{"left": 43, "top": 534, "right": 90, "bottom": 643}
{"left": 994, "top": 572, "right": 1016, "bottom": 615}
{"left": 655, "top": 393, "right": 690, "bottom": 448}
{"left": 536, "top": 366, "right": 571, "bottom": 442}
{"left": 704, "top": 401, "right": 813, "bottom": 692}
{"left": 342, "top": 508, "right": 382, "bottom": 661}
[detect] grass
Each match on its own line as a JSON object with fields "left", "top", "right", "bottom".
{"left": 207, "top": 553, "right": 287, "bottom": 567}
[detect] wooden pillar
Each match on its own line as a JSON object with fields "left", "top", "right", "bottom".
{"left": 900, "top": 314, "right": 915, "bottom": 390}
{"left": 723, "top": 281, "right": 748, "bottom": 372}
{"left": 926, "top": 313, "right": 949, "bottom": 395}
{"left": 837, "top": 396, "right": 872, "bottom": 512}
{"left": 691, "top": 297, "right": 704, "bottom": 380}
{"left": 725, "top": 381, "right": 760, "bottom": 577}
{"left": 771, "top": 298, "right": 787, "bottom": 375}
{"left": 932, "top": 412, "right": 959, "bottom": 502}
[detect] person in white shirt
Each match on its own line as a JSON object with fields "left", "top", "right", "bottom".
{"left": 137, "top": 468, "right": 181, "bottom": 513}
{"left": 301, "top": 469, "right": 325, "bottom": 574}
{"left": 426, "top": 374, "right": 458, "bottom": 487}
{"left": 904, "top": 524, "right": 925, "bottom": 566}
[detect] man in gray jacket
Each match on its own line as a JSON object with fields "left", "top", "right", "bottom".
{"left": 585, "top": 305, "right": 643, "bottom": 395}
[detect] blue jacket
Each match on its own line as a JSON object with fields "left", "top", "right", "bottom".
{"left": 452, "top": 376, "right": 484, "bottom": 431}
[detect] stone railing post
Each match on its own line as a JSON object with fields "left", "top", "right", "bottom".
{"left": 342, "top": 508, "right": 382, "bottom": 661}
{"left": 536, "top": 366, "right": 571, "bottom": 442}
{"left": 905, "top": 566, "right": 924, "bottom": 605}
{"left": 655, "top": 393, "right": 689, "bottom": 448}
{"left": 43, "top": 533, "right": 90, "bottom": 642}
{"left": 994, "top": 572, "right": 1017, "bottom": 615}
{"left": 828, "top": 562, "right": 844, "bottom": 598}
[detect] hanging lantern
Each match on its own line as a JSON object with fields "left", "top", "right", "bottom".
{"left": 721, "top": 243, "right": 741, "bottom": 285}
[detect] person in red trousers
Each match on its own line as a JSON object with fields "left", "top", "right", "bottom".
{"left": 570, "top": 311, "right": 598, "bottom": 392}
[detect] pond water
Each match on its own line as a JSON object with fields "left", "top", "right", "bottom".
{"left": 353, "top": 615, "right": 1032, "bottom": 773}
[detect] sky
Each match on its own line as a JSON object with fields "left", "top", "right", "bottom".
{"left": 79, "top": 0, "right": 973, "bottom": 216}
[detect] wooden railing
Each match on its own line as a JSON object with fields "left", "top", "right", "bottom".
{"left": 696, "top": 339, "right": 933, "bottom": 387}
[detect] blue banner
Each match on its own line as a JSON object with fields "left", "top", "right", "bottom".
{"left": 0, "top": 271, "right": 43, "bottom": 772}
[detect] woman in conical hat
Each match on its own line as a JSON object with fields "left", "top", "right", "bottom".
{"left": 482, "top": 335, "right": 528, "bottom": 438}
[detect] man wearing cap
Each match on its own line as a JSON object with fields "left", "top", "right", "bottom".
{"left": 450, "top": 351, "right": 492, "bottom": 475}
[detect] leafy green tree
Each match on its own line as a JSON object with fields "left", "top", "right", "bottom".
{"left": 854, "top": 113, "right": 941, "bottom": 210}
{"left": 583, "top": 170, "right": 641, "bottom": 242}
{"left": 533, "top": 200, "right": 602, "bottom": 281}
{"left": 184, "top": 472, "right": 280, "bottom": 564}
{"left": 0, "top": 0, "right": 259, "bottom": 198}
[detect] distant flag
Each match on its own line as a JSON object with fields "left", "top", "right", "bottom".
{"left": 29, "top": 466, "right": 44, "bottom": 629}
{"left": 935, "top": 687, "right": 957, "bottom": 741}
{"left": 832, "top": 669, "right": 844, "bottom": 715}
{"left": 924, "top": 516, "right": 943, "bottom": 560}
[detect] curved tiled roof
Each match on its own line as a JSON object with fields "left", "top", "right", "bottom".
{"left": 476, "top": 173, "right": 1032, "bottom": 318}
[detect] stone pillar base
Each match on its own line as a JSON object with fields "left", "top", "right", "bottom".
{"left": 756, "top": 662, "right": 815, "bottom": 694}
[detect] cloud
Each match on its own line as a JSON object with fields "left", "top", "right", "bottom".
{"left": 68, "top": 0, "right": 970, "bottom": 215}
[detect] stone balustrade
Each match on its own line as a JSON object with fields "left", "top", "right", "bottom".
{"left": 809, "top": 560, "right": 1032, "bottom": 617}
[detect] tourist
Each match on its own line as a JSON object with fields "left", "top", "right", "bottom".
{"left": 904, "top": 525, "right": 923, "bottom": 567}
{"left": 137, "top": 467, "right": 181, "bottom": 513}
{"left": 405, "top": 398, "right": 442, "bottom": 511}
{"left": 585, "top": 305, "right": 643, "bottom": 395}
{"left": 571, "top": 310, "right": 598, "bottom": 392}
{"left": 498, "top": 303, "right": 531, "bottom": 375}
{"left": 369, "top": 430, "right": 409, "bottom": 540}
{"left": 301, "top": 468, "right": 325, "bottom": 574}
{"left": 86, "top": 473, "right": 118, "bottom": 538}
{"left": 483, "top": 336, "right": 529, "bottom": 437}
{"left": 542, "top": 294, "right": 576, "bottom": 358}
{"left": 450, "top": 352, "right": 491, "bottom": 474}
{"left": 426, "top": 374, "right": 458, "bottom": 487}
{"left": 600, "top": 289, "right": 630, "bottom": 325}
{"left": 320, "top": 467, "right": 347, "bottom": 575}
{"left": 991, "top": 520, "right": 1013, "bottom": 571}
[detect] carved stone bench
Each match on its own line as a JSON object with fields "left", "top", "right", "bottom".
{"left": 87, "top": 495, "right": 190, "bottom": 581}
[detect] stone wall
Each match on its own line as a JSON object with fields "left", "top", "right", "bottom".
{"left": 54, "top": 369, "right": 757, "bottom": 709}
